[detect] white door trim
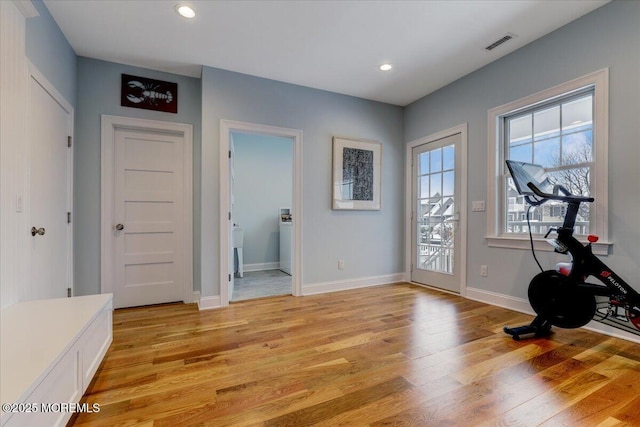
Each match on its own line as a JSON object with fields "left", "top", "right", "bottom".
{"left": 405, "top": 123, "right": 468, "bottom": 296}
{"left": 101, "top": 115, "right": 193, "bottom": 303}
{"left": 26, "top": 61, "right": 74, "bottom": 298}
{"left": 219, "top": 120, "right": 303, "bottom": 306}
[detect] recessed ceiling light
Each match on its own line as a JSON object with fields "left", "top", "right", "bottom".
{"left": 379, "top": 63, "right": 393, "bottom": 71}
{"left": 175, "top": 4, "right": 195, "bottom": 18}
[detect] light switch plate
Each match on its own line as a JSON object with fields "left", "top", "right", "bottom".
{"left": 472, "top": 200, "right": 485, "bottom": 212}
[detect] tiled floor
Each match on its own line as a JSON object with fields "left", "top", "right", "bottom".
{"left": 231, "top": 269, "right": 292, "bottom": 301}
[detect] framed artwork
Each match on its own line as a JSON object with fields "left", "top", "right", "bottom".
{"left": 332, "top": 137, "right": 382, "bottom": 210}
{"left": 121, "top": 74, "right": 178, "bottom": 113}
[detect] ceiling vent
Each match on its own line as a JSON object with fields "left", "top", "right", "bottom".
{"left": 485, "top": 33, "right": 518, "bottom": 51}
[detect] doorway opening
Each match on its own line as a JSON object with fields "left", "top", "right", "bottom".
{"left": 219, "top": 120, "right": 303, "bottom": 306}
{"left": 230, "top": 132, "right": 293, "bottom": 301}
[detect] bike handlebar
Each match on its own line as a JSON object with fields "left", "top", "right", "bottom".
{"left": 526, "top": 182, "right": 594, "bottom": 204}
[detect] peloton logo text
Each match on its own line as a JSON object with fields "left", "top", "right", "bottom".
{"left": 600, "top": 271, "right": 627, "bottom": 294}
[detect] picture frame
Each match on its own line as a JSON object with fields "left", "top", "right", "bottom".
{"left": 121, "top": 74, "right": 178, "bottom": 113}
{"left": 332, "top": 137, "right": 382, "bottom": 210}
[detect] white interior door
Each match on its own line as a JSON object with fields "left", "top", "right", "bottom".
{"left": 28, "top": 74, "right": 72, "bottom": 300}
{"left": 411, "top": 133, "right": 462, "bottom": 293}
{"left": 112, "top": 128, "right": 185, "bottom": 308}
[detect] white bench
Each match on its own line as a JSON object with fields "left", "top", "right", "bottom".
{"left": 1, "top": 294, "right": 113, "bottom": 427}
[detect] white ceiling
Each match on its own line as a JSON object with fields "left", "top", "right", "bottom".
{"left": 43, "top": 0, "right": 608, "bottom": 106}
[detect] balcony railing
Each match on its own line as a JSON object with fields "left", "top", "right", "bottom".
{"left": 418, "top": 241, "right": 453, "bottom": 274}
{"left": 506, "top": 220, "right": 589, "bottom": 235}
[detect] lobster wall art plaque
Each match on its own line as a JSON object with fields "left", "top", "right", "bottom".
{"left": 121, "top": 74, "right": 178, "bottom": 113}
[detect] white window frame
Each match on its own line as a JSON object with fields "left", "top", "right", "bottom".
{"left": 486, "top": 68, "right": 610, "bottom": 255}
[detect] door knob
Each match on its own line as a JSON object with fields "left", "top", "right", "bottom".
{"left": 115, "top": 224, "right": 124, "bottom": 231}
{"left": 31, "top": 226, "right": 45, "bottom": 236}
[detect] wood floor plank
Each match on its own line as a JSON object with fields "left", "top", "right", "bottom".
{"left": 539, "top": 370, "right": 640, "bottom": 426}
{"left": 263, "top": 377, "right": 412, "bottom": 426}
{"left": 480, "top": 369, "right": 612, "bottom": 426}
{"left": 313, "top": 386, "right": 429, "bottom": 427}
{"left": 613, "top": 396, "right": 640, "bottom": 426}
{"left": 68, "top": 283, "right": 640, "bottom": 427}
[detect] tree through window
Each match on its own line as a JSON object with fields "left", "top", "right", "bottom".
{"left": 504, "top": 91, "right": 594, "bottom": 235}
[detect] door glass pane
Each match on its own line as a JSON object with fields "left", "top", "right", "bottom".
{"left": 442, "top": 171, "right": 454, "bottom": 197}
{"left": 419, "top": 200, "right": 432, "bottom": 217}
{"left": 420, "top": 152, "right": 429, "bottom": 175}
{"left": 443, "top": 201, "right": 454, "bottom": 217}
{"left": 416, "top": 143, "right": 455, "bottom": 275}
{"left": 429, "top": 173, "right": 441, "bottom": 197}
{"left": 430, "top": 148, "right": 442, "bottom": 173}
{"left": 443, "top": 145, "right": 454, "bottom": 170}
{"left": 420, "top": 176, "right": 429, "bottom": 199}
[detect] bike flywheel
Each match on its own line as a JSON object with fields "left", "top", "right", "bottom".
{"left": 528, "top": 270, "right": 596, "bottom": 329}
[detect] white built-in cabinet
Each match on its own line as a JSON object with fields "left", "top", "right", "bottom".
{"left": 0, "top": 295, "right": 113, "bottom": 427}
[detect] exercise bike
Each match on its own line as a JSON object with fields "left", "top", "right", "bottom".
{"left": 503, "top": 160, "right": 640, "bottom": 341}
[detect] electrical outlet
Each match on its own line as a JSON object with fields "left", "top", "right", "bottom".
{"left": 480, "top": 265, "right": 488, "bottom": 277}
{"left": 338, "top": 260, "right": 345, "bottom": 270}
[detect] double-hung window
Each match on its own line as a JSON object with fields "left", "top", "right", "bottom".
{"left": 487, "top": 69, "right": 610, "bottom": 254}
{"left": 506, "top": 91, "right": 593, "bottom": 235}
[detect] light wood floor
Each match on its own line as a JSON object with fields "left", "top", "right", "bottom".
{"left": 70, "top": 283, "right": 640, "bottom": 426}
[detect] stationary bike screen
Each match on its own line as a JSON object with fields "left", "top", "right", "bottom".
{"left": 506, "top": 161, "right": 552, "bottom": 197}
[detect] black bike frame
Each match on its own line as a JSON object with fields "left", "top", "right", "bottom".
{"left": 554, "top": 201, "right": 640, "bottom": 307}
{"left": 504, "top": 160, "right": 640, "bottom": 339}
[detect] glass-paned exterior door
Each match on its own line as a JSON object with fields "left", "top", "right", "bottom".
{"left": 411, "top": 133, "right": 461, "bottom": 293}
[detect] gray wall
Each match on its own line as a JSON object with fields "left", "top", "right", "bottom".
{"left": 405, "top": 0, "right": 640, "bottom": 299}
{"left": 28, "top": 0, "right": 637, "bottom": 308}
{"left": 74, "top": 57, "right": 202, "bottom": 296}
{"left": 233, "top": 133, "right": 293, "bottom": 266}
{"left": 201, "top": 67, "right": 405, "bottom": 297}
{"left": 26, "top": 0, "right": 76, "bottom": 106}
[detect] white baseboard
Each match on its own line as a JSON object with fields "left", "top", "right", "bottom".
{"left": 583, "top": 320, "right": 640, "bottom": 344}
{"left": 195, "top": 273, "right": 404, "bottom": 309}
{"left": 303, "top": 273, "right": 405, "bottom": 296}
{"left": 465, "top": 287, "right": 534, "bottom": 315}
{"left": 195, "top": 280, "right": 639, "bottom": 343}
{"left": 465, "top": 287, "right": 639, "bottom": 344}
{"left": 197, "top": 295, "right": 222, "bottom": 311}
{"left": 191, "top": 291, "right": 201, "bottom": 304}
{"left": 243, "top": 262, "right": 280, "bottom": 272}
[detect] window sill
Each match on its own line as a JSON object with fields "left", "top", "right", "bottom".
{"left": 486, "top": 236, "right": 612, "bottom": 256}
